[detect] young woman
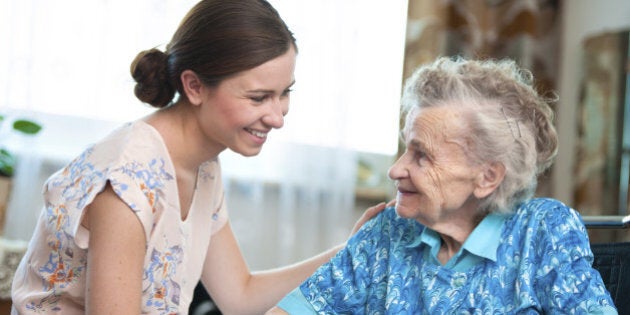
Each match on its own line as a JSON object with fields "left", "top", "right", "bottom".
{"left": 11, "top": 1, "right": 384, "bottom": 314}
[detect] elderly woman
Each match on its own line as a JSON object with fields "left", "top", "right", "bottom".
{"left": 267, "top": 57, "right": 617, "bottom": 314}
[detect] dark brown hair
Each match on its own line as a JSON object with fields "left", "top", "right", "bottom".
{"left": 131, "top": 0, "right": 297, "bottom": 108}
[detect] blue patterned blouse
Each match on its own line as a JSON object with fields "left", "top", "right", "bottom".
{"left": 277, "top": 198, "right": 617, "bottom": 314}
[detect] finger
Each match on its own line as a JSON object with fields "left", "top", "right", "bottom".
{"left": 364, "top": 202, "right": 386, "bottom": 217}
{"left": 386, "top": 199, "right": 396, "bottom": 207}
{"left": 362, "top": 202, "right": 386, "bottom": 222}
{"left": 350, "top": 202, "right": 386, "bottom": 236}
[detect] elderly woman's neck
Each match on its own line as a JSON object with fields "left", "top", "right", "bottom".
{"left": 433, "top": 211, "right": 487, "bottom": 265}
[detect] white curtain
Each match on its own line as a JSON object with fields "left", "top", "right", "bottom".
{"left": 221, "top": 144, "right": 359, "bottom": 268}
{"left": 0, "top": 0, "right": 407, "bottom": 269}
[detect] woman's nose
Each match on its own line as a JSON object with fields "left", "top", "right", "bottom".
{"left": 263, "top": 99, "right": 287, "bottom": 129}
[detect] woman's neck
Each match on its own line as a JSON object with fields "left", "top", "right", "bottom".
{"left": 144, "top": 102, "right": 223, "bottom": 172}
{"left": 433, "top": 210, "right": 487, "bottom": 265}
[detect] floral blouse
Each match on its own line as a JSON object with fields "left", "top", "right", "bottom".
{"left": 11, "top": 121, "right": 229, "bottom": 314}
{"left": 278, "top": 198, "right": 617, "bottom": 314}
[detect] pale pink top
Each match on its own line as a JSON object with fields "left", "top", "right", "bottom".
{"left": 11, "top": 121, "right": 229, "bottom": 314}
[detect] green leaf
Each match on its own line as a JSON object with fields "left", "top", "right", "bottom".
{"left": 0, "top": 148, "right": 16, "bottom": 177}
{"left": 13, "top": 119, "right": 42, "bottom": 135}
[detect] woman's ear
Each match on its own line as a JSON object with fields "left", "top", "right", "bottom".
{"left": 180, "top": 70, "right": 204, "bottom": 106}
{"left": 473, "top": 162, "right": 506, "bottom": 199}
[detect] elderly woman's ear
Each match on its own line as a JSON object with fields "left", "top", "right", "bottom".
{"left": 473, "top": 162, "right": 506, "bottom": 199}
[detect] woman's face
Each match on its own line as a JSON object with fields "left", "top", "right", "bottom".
{"left": 388, "top": 106, "right": 484, "bottom": 227}
{"left": 197, "top": 47, "right": 297, "bottom": 157}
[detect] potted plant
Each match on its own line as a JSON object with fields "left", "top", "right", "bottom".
{"left": 0, "top": 115, "right": 42, "bottom": 235}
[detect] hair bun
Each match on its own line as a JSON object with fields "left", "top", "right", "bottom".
{"left": 130, "top": 48, "right": 175, "bottom": 108}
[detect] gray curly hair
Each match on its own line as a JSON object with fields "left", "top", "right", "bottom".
{"left": 401, "top": 56, "right": 558, "bottom": 214}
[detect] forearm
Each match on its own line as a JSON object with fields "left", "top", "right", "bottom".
{"left": 206, "top": 202, "right": 387, "bottom": 314}
{"left": 202, "top": 223, "right": 344, "bottom": 314}
{"left": 219, "top": 243, "right": 343, "bottom": 314}
{"left": 251, "top": 243, "right": 343, "bottom": 298}
{"left": 266, "top": 306, "right": 289, "bottom": 315}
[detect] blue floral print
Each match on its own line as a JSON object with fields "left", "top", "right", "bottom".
{"left": 296, "top": 198, "right": 616, "bottom": 314}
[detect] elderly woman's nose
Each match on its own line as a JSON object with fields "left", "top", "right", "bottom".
{"left": 388, "top": 156, "right": 407, "bottom": 180}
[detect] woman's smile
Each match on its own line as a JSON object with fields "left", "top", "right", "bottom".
{"left": 245, "top": 127, "right": 269, "bottom": 145}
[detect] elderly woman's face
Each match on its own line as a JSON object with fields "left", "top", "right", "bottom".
{"left": 388, "top": 106, "right": 484, "bottom": 226}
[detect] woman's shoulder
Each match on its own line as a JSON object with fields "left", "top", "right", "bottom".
{"left": 68, "top": 120, "right": 168, "bottom": 169}
{"left": 45, "top": 120, "right": 175, "bottom": 209}
{"left": 356, "top": 206, "right": 423, "bottom": 245}
{"left": 513, "top": 197, "right": 579, "bottom": 223}
{"left": 520, "top": 197, "right": 568, "bottom": 208}
{"left": 93, "top": 120, "right": 165, "bottom": 157}
{"left": 506, "top": 197, "right": 588, "bottom": 246}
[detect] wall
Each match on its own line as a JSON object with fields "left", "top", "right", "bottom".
{"left": 555, "top": 0, "right": 630, "bottom": 206}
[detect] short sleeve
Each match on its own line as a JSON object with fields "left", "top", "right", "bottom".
{"left": 57, "top": 154, "right": 170, "bottom": 249}
{"left": 106, "top": 163, "right": 169, "bottom": 243}
{"left": 45, "top": 124, "right": 178, "bottom": 250}
{"left": 71, "top": 175, "right": 155, "bottom": 249}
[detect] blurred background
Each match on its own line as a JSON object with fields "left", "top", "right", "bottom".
{"left": 0, "top": 0, "right": 628, "bottom": 281}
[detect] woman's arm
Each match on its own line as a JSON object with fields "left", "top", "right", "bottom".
{"left": 266, "top": 306, "right": 289, "bottom": 314}
{"left": 202, "top": 202, "right": 388, "bottom": 314}
{"left": 84, "top": 184, "right": 147, "bottom": 314}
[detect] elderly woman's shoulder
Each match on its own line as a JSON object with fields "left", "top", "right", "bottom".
{"left": 369, "top": 206, "right": 423, "bottom": 233}
{"left": 517, "top": 197, "right": 571, "bottom": 212}
{"left": 511, "top": 197, "right": 586, "bottom": 233}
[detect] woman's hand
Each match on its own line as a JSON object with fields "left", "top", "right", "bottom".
{"left": 349, "top": 199, "right": 395, "bottom": 237}
{"left": 265, "top": 306, "right": 289, "bottom": 314}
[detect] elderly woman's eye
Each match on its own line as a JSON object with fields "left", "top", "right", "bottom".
{"left": 415, "top": 151, "right": 427, "bottom": 162}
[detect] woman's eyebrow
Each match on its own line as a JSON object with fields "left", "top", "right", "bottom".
{"left": 248, "top": 81, "right": 295, "bottom": 94}
{"left": 285, "top": 80, "right": 296, "bottom": 90}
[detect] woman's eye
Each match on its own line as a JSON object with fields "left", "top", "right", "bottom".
{"left": 281, "top": 88, "right": 293, "bottom": 97}
{"left": 415, "top": 151, "right": 428, "bottom": 163}
{"left": 250, "top": 95, "right": 267, "bottom": 103}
